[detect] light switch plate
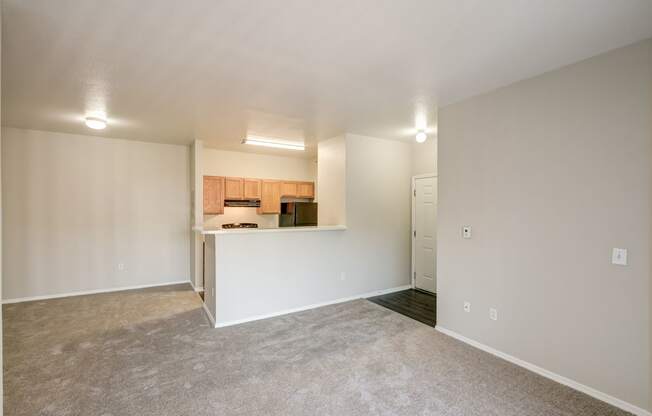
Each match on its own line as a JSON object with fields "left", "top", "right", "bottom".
{"left": 489, "top": 308, "right": 498, "bottom": 321}
{"left": 612, "top": 248, "right": 627, "bottom": 266}
{"left": 462, "top": 226, "right": 472, "bottom": 239}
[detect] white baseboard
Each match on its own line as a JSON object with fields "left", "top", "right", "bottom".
{"left": 366, "top": 285, "right": 412, "bottom": 297}
{"left": 2, "top": 280, "right": 191, "bottom": 304}
{"left": 435, "top": 326, "right": 651, "bottom": 416}
{"left": 201, "top": 301, "right": 216, "bottom": 327}
{"left": 215, "top": 284, "right": 412, "bottom": 328}
{"left": 188, "top": 279, "right": 204, "bottom": 293}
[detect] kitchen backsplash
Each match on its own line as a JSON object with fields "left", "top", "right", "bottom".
{"left": 204, "top": 207, "right": 279, "bottom": 229}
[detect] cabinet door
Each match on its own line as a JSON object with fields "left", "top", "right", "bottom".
{"left": 203, "top": 176, "right": 225, "bottom": 215}
{"left": 281, "top": 181, "right": 298, "bottom": 197}
{"left": 297, "top": 182, "right": 315, "bottom": 199}
{"left": 224, "top": 177, "right": 244, "bottom": 200}
{"left": 243, "top": 179, "right": 261, "bottom": 199}
{"left": 258, "top": 180, "right": 282, "bottom": 214}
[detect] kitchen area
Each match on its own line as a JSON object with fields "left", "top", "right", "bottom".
{"left": 203, "top": 176, "right": 319, "bottom": 230}
{"left": 188, "top": 133, "right": 413, "bottom": 330}
{"left": 191, "top": 138, "right": 349, "bottom": 327}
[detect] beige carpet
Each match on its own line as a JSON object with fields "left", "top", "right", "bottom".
{"left": 3, "top": 284, "right": 630, "bottom": 415}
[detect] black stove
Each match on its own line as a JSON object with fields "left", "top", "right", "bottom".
{"left": 221, "top": 223, "right": 259, "bottom": 229}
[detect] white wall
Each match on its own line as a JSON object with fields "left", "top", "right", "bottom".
{"left": 207, "top": 133, "right": 412, "bottom": 325}
{"left": 207, "top": 206, "right": 279, "bottom": 229}
{"left": 0, "top": 6, "right": 4, "bottom": 410}
{"left": 204, "top": 232, "right": 216, "bottom": 321}
{"left": 2, "top": 128, "right": 191, "bottom": 301}
{"left": 203, "top": 148, "right": 316, "bottom": 181}
{"left": 412, "top": 136, "right": 437, "bottom": 177}
{"left": 191, "top": 140, "right": 203, "bottom": 227}
{"left": 649, "top": 44, "right": 652, "bottom": 412}
{"left": 190, "top": 140, "right": 204, "bottom": 289}
{"left": 202, "top": 148, "right": 317, "bottom": 228}
{"left": 437, "top": 39, "right": 652, "bottom": 412}
{"left": 317, "top": 136, "right": 346, "bottom": 226}
{"left": 345, "top": 134, "right": 412, "bottom": 268}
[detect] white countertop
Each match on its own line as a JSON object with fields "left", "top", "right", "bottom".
{"left": 200, "top": 225, "right": 347, "bottom": 235}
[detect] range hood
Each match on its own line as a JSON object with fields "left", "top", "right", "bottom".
{"left": 224, "top": 199, "right": 261, "bottom": 208}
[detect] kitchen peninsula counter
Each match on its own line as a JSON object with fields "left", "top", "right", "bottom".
{"left": 201, "top": 224, "right": 350, "bottom": 328}
{"left": 200, "top": 225, "right": 346, "bottom": 235}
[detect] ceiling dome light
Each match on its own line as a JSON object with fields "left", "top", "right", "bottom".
{"left": 415, "top": 130, "right": 427, "bottom": 143}
{"left": 85, "top": 116, "right": 107, "bottom": 130}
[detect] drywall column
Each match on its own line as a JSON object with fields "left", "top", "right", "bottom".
{"left": 317, "top": 136, "right": 346, "bottom": 226}
{"left": 190, "top": 140, "right": 204, "bottom": 290}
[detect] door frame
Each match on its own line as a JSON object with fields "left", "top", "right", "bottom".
{"left": 411, "top": 173, "right": 437, "bottom": 290}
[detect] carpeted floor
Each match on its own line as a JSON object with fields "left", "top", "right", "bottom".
{"left": 3, "top": 284, "right": 631, "bottom": 416}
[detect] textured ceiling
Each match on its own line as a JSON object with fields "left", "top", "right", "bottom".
{"left": 3, "top": 0, "right": 652, "bottom": 157}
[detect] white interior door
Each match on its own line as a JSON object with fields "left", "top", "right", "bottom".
{"left": 413, "top": 176, "right": 437, "bottom": 293}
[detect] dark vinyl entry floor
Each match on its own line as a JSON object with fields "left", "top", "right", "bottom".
{"left": 367, "top": 288, "right": 436, "bottom": 327}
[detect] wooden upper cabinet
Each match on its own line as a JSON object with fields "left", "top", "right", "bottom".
{"left": 281, "top": 181, "right": 298, "bottom": 197}
{"left": 297, "top": 182, "right": 315, "bottom": 199}
{"left": 224, "top": 177, "right": 244, "bottom": 200}
{"left": 243, "top": 179, "right": 261, "bottom": 199}
{"left": 203, "top": 176, "right": 225, "bottom": 215}
{"left": 258, "top": 180, "right": 282, "bottom": 214}
{"left": 281, "top": 181, "right": 314, "bottom": 198}
{"left": 204, "top": 176, "right": 312, "bottom": 215}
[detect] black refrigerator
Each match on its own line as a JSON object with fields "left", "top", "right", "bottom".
{"left": 279, "top": 202, "right": 318, "bottom": 227}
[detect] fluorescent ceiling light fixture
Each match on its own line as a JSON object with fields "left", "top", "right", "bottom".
{"left": 242, "top": 136, "right": 305, "bottom": 151}
{"left": 415, "top": 130, "right": 427, "bottom": 143}
{"left": 85, "top": 116, "right": 107, "bottom": 130}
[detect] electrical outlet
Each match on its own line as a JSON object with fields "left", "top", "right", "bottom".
{"left": 463, "top": 302, "right": 471, "bottom": 313}
{"left": 117, "top": 263, "right": 125, "bottom": 271}
{"left": 489, "top": 308, "right": 498, "bottom": 321}
{"left": 340, "top": 272, "right": 346, "bottom": 281}
{"left": 462, "top": 226, "right": 472, "bottom": 239}
{"left": 611, "top": 248, "right": 627, "bottom": 266}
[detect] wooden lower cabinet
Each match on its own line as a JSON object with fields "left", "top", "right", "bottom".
{"left": 258, "top": 180, "right": 282, "bottom": 214}
{"left": 203, "top": 176, "right": 225, "bottom": 215}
